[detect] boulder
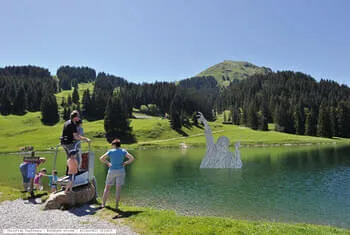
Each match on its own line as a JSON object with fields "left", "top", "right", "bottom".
{"left": 43, "top": 182, "right": 96, "bottom": 210}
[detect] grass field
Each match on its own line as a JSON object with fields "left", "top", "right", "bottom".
{"left": 0, "top": 110, "right": 347, "bottom": 153}
{"left": 95, "top": 203, "right": 350, "bottom": 235}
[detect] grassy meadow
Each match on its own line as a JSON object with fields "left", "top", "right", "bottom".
{"left": 95, "top": 204, "right": 350, "bottom": 235}
{"left": 0, "top": 110, "right": 347, "bottom": 153}
{"left": 0, "top": 81, "right": 344, "bottom": 153}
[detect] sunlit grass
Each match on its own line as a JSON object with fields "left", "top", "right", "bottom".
{"left": 0, "top": 110, "right": 347, "bottom": 153}
{"left": 95, "top": 203, "right": 350, "bottom": 235}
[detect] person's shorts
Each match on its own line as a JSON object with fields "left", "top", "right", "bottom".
{"left": 105, "top": 169, "right": 125, "bottom": 186}
{"left": 68, "top": 174, "right": 75, "bottom": 181}
{"left": 62, "top": 143, "right": 79, "bottom": 158}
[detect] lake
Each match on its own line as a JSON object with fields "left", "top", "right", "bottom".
{"left": 1, "top": 144, "right": 350, "bottom": 228}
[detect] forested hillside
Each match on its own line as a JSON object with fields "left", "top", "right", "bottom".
{"left": 1, "top": 63, "right": 349, "bottom": 139}
{"left": 218, "top": 71, "right": 350, "bottom": 138}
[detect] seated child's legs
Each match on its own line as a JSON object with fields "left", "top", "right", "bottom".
{"left": 65, "top": 174, "right": 75, "bottom": 192}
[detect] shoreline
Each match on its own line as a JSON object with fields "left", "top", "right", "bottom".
{"left": 0, "top": 140, "right": 347, "bottom": 155}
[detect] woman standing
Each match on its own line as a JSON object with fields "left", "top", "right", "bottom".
{"left": 99, "top": 138, "right": 135, "bottom": 210}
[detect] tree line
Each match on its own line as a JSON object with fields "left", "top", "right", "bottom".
{"left": 218, "top": 71, "right": 350, "bottom": 138}
{"left": 1, "top": 65, "right": 350, "bottom": 139}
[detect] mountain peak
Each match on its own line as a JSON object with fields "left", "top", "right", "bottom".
{"left": 197, "top": 60, "right": 272, "bottom": 87}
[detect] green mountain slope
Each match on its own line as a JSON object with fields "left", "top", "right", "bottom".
{"left": 197, "top": 60, "right": 272, "bottom": 87}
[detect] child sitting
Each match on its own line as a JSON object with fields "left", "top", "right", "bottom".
{"left": 65, "top": 153, "right": 78, "bottom": 193}
{"left": 34, "top": 168, "right": 47, "bottom": 191}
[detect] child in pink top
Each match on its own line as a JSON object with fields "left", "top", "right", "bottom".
{"left": 34, "top": 168, "right": 47, "bottom": 191}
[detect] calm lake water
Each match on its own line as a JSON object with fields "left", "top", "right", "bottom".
{"left": 1, "top": 144, "right": 350, "bottom": 228}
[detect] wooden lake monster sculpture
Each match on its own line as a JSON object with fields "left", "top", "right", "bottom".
{"left": 197, "top": 112, "right": 243, "bottom": 169}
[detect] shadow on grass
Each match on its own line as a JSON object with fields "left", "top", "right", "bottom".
{"left": 22, "top": 191, "right": 48, "bottom": 204}
{"left": 104, "top": 205, "right": 144, "bottom": 219}
{"left": 175, "top": 129, "right": 189, "bottom": 137}
{"left": 68, "top": 203, "right": 102, "bottom": 217}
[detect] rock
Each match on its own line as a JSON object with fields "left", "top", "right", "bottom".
{"left": 43, "top": 182, "right": 96, "bottom": 210}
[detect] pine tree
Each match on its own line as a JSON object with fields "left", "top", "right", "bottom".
{"left": 169, "top": 95, "right": 182, "bottom": 130}
{"left": 104, "top": 92, "right": 132, "bottom": 142}
{"left": 61, "top": 97, "right": 66, "bottom": 107}
{"left": 40, "top": 93, "right": 60, "bottom": 125}
{"left": 0, "top": 90, "right": 11, "bottom": 115}
{"left": 304, "top": 108, "right": 317, "bottom": 136}
{"left": 317, "top": 101, "right": 332, "bottom": 138}
{"left": 336, "top": 101, "right": 350, "bottom": 137}
{"left": 247, "top": 104, "right": 258, "bottom": 130}
{"left": 12, "top": 87, "right": 27, "bottom": 115}
{"left": 72, "top": 86, "right": 79, "bottom": 104}
{"left": 67, "top": 94, "right": 72, "bottom": 106}
{"left": 329, "top": 106, "right": 337, "bottom": 137}
{"left": 294, "top": 102, "right": 305, "bottom": 135}
{"left": 26, "top": 87, "right": 37, "bottom": 112}
{"left": 257, "top": 111, "right": 268, "bottom": 131}
{"left": 231, "top": 106, "right": 240, "bottom": 125}
{"left": 82, "top": 89, "right": 91, "bottom": 117}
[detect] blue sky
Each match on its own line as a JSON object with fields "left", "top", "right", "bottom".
{"left": 1, "top": 0, "right": 350, "bottom": 85}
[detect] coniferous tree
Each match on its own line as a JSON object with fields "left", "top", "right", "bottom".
{"left": 247, "top": 104, "right": 258, "bottom": 130}
{"left": 231, "top": 106, "right": 240, "bottom": 125}
{"left": 94, "top": 90, "right": 109, "bottom": 120}
{"left": 240, "top": 108, "right": 247, "bottom": 125}
{"left": 72, "top": 86, "right": 79, "bottom": 104}
{"left": 61, "top": 97, "right": 66, "bottom": 107}
{"left": 295, "top": 101, "right": 305, "bottom": 135}
{"left": 259, "top": 100, "right": 269, "bottom": 131}
{"left": 0, "top": 90, "right": 11, "bottom": 115}
{"left": 336, "top": 101, "right": 350, "bottom": 137}
{"left": 35, "top": 89, "right": 43, "bottom": 111}
{"left": 274, "top": 103, "right": 284, "bottom": 132}
{"left": 104, "top": 92, "right": 132, "bottom": 142}
{"left": 304, "top": 108, "right": 317, "bottom": 136}
{"left": 82, "top": 89, "right": 91, "bottom": 118}
{"left": 64, "top": 107, "right": 71, "bottom": 121}
{"left": 26, "top": 87, "right": 38, "bottom": 112}
{"left": 119, "top": 86, "right": 134, "bottom": 118}
{"left": 40, "top": 94, "right": 59, "bottom": 125}
{"left": 71, "top": 79, "right": 78, "bottom": 89}
{"left": 169, "top": 95, "right": 182, "bottom": 130}
{"left": 12, "top": 87, "right": 27, "bottom": 115}
{"left": 257, "top": 111, "right": 268, "bottom": 131}
{"left": 62, "top": 107, "right": 69, "bottom": 121}
{"left": 67, "top": 94, "right": 72, "bottom": 106}
{"left": 88, "top": 92, "right": 96, "bottom": 120}
{"left": 329, "top": 106, "right": 337, "bottom": 137}
{"left": 317, "top": 101, "right": 332, "bottom": 138}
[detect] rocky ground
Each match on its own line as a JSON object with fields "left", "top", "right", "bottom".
{"left": 0, "top": 198, "right": 138, "bottom": 235}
